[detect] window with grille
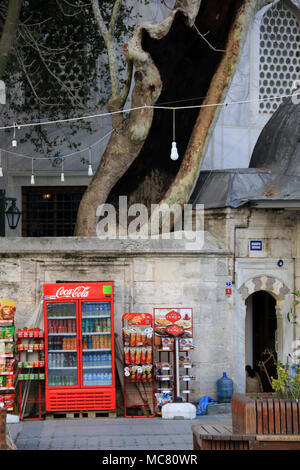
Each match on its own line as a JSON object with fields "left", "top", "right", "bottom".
{"left": 22, "top": 186, "right": 86, "bottom": 237}
{"left": 259, "top": 2, "right": 299, "bottom": 114}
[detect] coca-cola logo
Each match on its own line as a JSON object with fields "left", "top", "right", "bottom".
{"left": 55, "top": 286, "right": 90, "bottom": 298}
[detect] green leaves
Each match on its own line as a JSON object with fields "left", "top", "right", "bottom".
{"left": 271, "top": 362, "right": 300, "bottom": 400}
{"left": 0, "top": 0, "right": 146, "bottom": 155}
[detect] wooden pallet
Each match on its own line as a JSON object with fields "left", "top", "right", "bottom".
{"left": 46, "top": 410, "right": 117, "bottom": 420}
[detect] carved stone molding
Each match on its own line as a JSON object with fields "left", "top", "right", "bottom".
{"left": 238, "top": 274, "right": 290, "bottom": 301}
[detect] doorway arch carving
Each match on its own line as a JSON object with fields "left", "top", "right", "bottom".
{"left": 235, "top": 274, "right": 291, "bottom": 392}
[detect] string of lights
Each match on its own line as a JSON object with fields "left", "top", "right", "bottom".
{"left": 0, "top": 127, "right": 115, "bottom": 183}
{"left": 0, "top": 90, "right": 298, "bottom": 184}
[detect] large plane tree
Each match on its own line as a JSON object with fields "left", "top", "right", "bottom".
{"left": 0, "top": 0, "right": 277, "bottom": 236}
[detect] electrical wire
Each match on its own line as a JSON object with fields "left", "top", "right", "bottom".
{"left": 0, "top": 91, "right": 299, "bottom": 132}
{"left": 0, "top": 127, "right": 114, "bottom": 161}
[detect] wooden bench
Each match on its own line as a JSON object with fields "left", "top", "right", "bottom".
{"left": 192, "top": 423, "right": 300, "bottom": 450}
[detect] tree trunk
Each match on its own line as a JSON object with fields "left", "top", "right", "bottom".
{"left": 74, "top": 13, "right": 177, "bottom": 236}
{"left": 0, "top": 0, "right": 23, "bottom": 79}
{"left": 74, "top": 0, "right": 272, "bottom": 237}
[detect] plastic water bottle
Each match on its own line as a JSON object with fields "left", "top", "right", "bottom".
{"left": 217, "top": 372, "right": 233, "bottom": 403}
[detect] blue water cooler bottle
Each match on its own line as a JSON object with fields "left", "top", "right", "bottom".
{"left": 217, "top": 372, "right": 233, "bottom": 403}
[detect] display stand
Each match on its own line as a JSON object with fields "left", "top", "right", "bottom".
{"left": 0, "top": 300, "right": 16, "bottom": 415}
{"left": 153, "top": 308, "right": 195, "bottom": 413}
{"left": 122, "top": 313, "right": 155, "bottom": 418}
{"left": 17, "top": 328, "right": 45, "bottom": 421}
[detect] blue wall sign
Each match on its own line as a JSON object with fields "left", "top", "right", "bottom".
{"left": 249, "top": 240, "right": 263, "bottom": 251}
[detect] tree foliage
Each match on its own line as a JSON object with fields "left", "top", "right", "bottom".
{"left": 0, "top": 0, "right": 142, "bottom": 155}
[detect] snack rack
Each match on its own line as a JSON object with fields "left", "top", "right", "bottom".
{"left": 0, "top": 300, "right": 16, "bottom": 414}
{"left": 122, "top": 313, "right": 155, "bottom": 418}
{"left": 153, "top": 308, "right": 195, "bottom": 413}
{"left": 178, "top": 339, "right": 195, "bottom": 400}
{"left": 17, "top": 328, "right": 45, "bottom": 421}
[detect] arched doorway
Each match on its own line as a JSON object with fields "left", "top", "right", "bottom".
{"left": 245, "top": 291, "right": 277, "bottom": 392}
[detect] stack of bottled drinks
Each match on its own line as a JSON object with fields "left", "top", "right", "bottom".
{"left": 83, "top": 371, "right": 112, "bottom": 386}
{"left": 48, "top": 375, "right": 77, "bottom": 387}
{"left": 48, "top": 352, "right": 77, "bottom": 368}
{"left": 82, "top": 318, "right": 111, "bottom": 333}
{"left": 82, "top": 303, "right": 111, "bottom": 316}
{"left": 82, "top": 352, "right": 112, "bottom": 367}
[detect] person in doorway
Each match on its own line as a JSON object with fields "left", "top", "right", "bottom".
{"left": 245, "top": 365, "right": 263, "bottom": 393}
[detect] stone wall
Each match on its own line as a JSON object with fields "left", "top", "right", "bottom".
{"left": 0, "top": 207, "right": 298, "bottom": 401}
{"left": 0, "top": 232, "right": 234, "bottom": 401}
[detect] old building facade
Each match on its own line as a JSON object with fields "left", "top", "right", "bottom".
{"left": 0, "top": 202, "right": 298, "bottom": 399}
{"left": 0, "top": 0, "right": 299, "bottom": 401}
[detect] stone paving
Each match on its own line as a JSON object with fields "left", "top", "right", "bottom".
{"left": 8, "top": 413, "right": 232, "bottom": 450}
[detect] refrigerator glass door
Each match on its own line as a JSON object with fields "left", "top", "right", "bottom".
{"left": 81, "top": 301, "right": 113, "bottom": 386}
{"left": 46, "top": 302, "right": 78, "bottom": 387}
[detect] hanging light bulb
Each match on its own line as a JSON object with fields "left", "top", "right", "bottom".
{"left": 12, "top": 122, "right": 17, "bottom": 147}
{"left": 60, "top": 157, "right": 64, "bottom": 182}
{"left": 170, "top": 141, "right": 179, "bottom": 161}
{"left": 88, "top": 148, "right": 93, "bottom": 176}
{"left": 31, "top": 158, "right": 35, "bottom": 184}
{"left": 0, "top": 150, "right": 3, "bottom": 177}
{"left": 170, "top": 109, "right": 179, "bottom": 161}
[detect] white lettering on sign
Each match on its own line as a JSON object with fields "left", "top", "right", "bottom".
{"left": 55, "top": 286, "right": 90, "bottom": 298}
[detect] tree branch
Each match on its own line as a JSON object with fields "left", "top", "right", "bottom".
{"left": 119, "top": 54, "right": 133, "bottom": 107}
{"left": 109, "top": 0, "right": 122, "bottom": 35}
{"left": 15, "top": 46, "right": 56, "bottom": 106}
{"left": 22, "top": 25, "right": 84, "bottom": 108}
{"left": 92, "top": 0, "right": 120, "bottom": 98}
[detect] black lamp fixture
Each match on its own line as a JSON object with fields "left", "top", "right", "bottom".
{"left": 5, "top": 198, "right": 22, "bottom": 230}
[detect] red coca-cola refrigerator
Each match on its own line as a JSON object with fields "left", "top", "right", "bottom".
{"left": 43, "top": 282, "right": 116, "bottom": 413}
